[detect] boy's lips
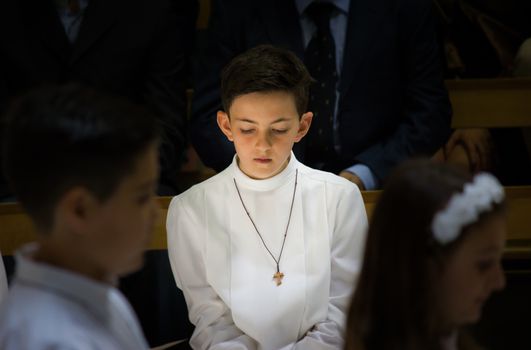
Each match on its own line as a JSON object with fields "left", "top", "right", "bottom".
{"left": 254, "top": 157, "right": 272, "bottom": 163}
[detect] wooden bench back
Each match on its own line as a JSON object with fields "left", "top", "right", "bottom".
{"left": 2, "top": 187, "right": 530, "bottom": 259}
{"left": 447, "top": 78, "right": 531, "bottom": 128}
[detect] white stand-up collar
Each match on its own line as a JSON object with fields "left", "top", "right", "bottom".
{"left": 232, "top": 152, "right": 298, "bottom": 192}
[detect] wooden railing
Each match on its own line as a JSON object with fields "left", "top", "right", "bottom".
{"left": 2, "top": 187, "right": 530, "bottom": 259}
{"left": 446, "top": 78, "right": 531, "bottom": 128}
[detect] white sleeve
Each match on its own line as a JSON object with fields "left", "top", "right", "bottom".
{"left": 166, "top": 196, "right": 258, "bottom": 350}
{"left": 283, "top": 185, "right": 368, "bottom": 350}
{"left": 0, "top": 330, "right": 90, "bottom": 350}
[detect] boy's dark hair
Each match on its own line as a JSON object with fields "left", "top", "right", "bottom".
{"left": 345, "top": 159, "right": 506, "bottom": 350}
{"left": 2, "top": 84, "right": 160, "bottom": 230}
{"left": 220, "top": 44, "right": 313, "bottom": 116}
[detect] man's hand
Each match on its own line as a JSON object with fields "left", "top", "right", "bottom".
{"left": 444, "top": 128, "right": 493, "bottom": 172}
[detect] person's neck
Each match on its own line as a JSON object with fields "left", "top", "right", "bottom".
{"left": 33, "top": 237, "right": 116, "bottom": 285}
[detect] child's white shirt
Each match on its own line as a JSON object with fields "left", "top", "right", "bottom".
{"left": 167, "top": 154, "right": 368, "bottom": 350}
{"left": 0, "top": 244, "right": 148, "bottom": 350}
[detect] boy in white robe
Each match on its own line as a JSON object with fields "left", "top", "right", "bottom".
{"left": 0, "top": 84, "right": 160, "bottom": 350}
{"left": 167, "top": 45, "right": 368, "bottom": 350}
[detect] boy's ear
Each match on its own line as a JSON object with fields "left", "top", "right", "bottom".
{"left": 54, "top": 187, "right": 100, "bottom": 236}
{"left": 294, "top": 111, "right": 313, "bottom": 143}
{"left": 217, "top": 110, "right": 234, "bottom": 142}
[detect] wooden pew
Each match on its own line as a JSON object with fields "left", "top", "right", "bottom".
{"left": 446, "top": 78, "right": 531, "bottom": 128}
{"left": 2, "top": 187, "right": 531, "bottom": 259}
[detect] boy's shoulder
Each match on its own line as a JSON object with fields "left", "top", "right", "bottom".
{"left": 0, "top": 283, "right": 96, "bottom": 348}
{"left": 171, "top": 165, "right": 234, "bottom": 205}
{"left": 298, "top": 163, "right": 360, "bottom": 192}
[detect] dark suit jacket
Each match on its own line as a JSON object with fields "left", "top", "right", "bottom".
{"left": 191, "top": 0, "right": 452, "bottom": 182}
{"left": 0, "top": 0, "right": 187, "bottom": 196}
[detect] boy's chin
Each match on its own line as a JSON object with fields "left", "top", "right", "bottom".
{"left": 248, "top": 168, "right": 279, "bottom": 180}
{"left": 117, "top": 255, "right": 145, "bottom": 278}
{"left": 242, "top": 159, "right": 290, "bottom": 179}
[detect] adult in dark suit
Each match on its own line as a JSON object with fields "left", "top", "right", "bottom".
{"left": 191, "top": 0, "right": 452, "bottom": 189}
{"left": 0, "top": 0, "right": 187, "bottom": 197}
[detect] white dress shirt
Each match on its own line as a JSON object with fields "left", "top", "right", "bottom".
{"left": 167, "top": 154, "right": 368, "bottom": 349}
{"left": 295, "top": 0, "right": 378, "bottom": 189}
{"left": 0, "top": 244, "right": 148, "bottom": 350}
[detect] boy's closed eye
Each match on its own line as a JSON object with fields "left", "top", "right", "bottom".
{"left": 239, "top": 128, "right": 289, "bottom": 135}
{"left": 135, "top": 181, "right": 157, "bottom": 205}
{"left": 475, "top": 257, "right": 499, "bottom": 273}
{"left": 137, "top": 193, "right": 152, "bottom": 205}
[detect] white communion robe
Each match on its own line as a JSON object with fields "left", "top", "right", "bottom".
{"left": 167, "top": 154, "right": 368, "bottom": 350}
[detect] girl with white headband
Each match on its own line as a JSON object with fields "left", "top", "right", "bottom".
{"left": 345, "top": 159, "right": 506, "bottom": 350}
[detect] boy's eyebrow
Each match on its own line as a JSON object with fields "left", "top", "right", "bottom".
{"left": 234, "top": 118, "right": 257, "bottom": 124}
{"left": 271, "top": 117, "right": 290, "bottom": 124}
{"left": 477, "top": 244, "right": 504, "bottom": 254}
{"left": 235, "top": 117, "right": 291, "bottom": 124}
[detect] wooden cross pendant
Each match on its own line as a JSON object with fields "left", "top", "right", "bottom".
{"left": 273, "top": 271, "right": 284, "bottom": 286}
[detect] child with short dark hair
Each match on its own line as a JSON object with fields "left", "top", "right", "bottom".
{"left": 0, "top": 84, "right": 160, "bottom": 349}
{"left": 167, "top": 45, "right": 368, "bottom": 349}
{"left": 345, "top": 159, "right": 506, "bottom": 350}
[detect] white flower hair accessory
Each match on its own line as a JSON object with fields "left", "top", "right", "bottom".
{"left": 431, "top": 173, "right": 504, "bottom": 245}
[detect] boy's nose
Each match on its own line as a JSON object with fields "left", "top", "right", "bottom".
{"left": 255, "top": 132, "right": 272, "bottom": 150}
{"left": 491, "top": 262, "right": 506, "bottom": 292}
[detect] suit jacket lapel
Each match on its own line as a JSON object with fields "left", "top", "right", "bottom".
{"left": 262, "top": 0, "right": 304, "bottom": 59}
{"left": 70, "top": 0, "right": 119, "bottom": 64}
{"left": 26, "top": 0, "right": 71, "bottom": 63}
{"left": 339, "top": 0, "right": 387, "bottom": 96}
